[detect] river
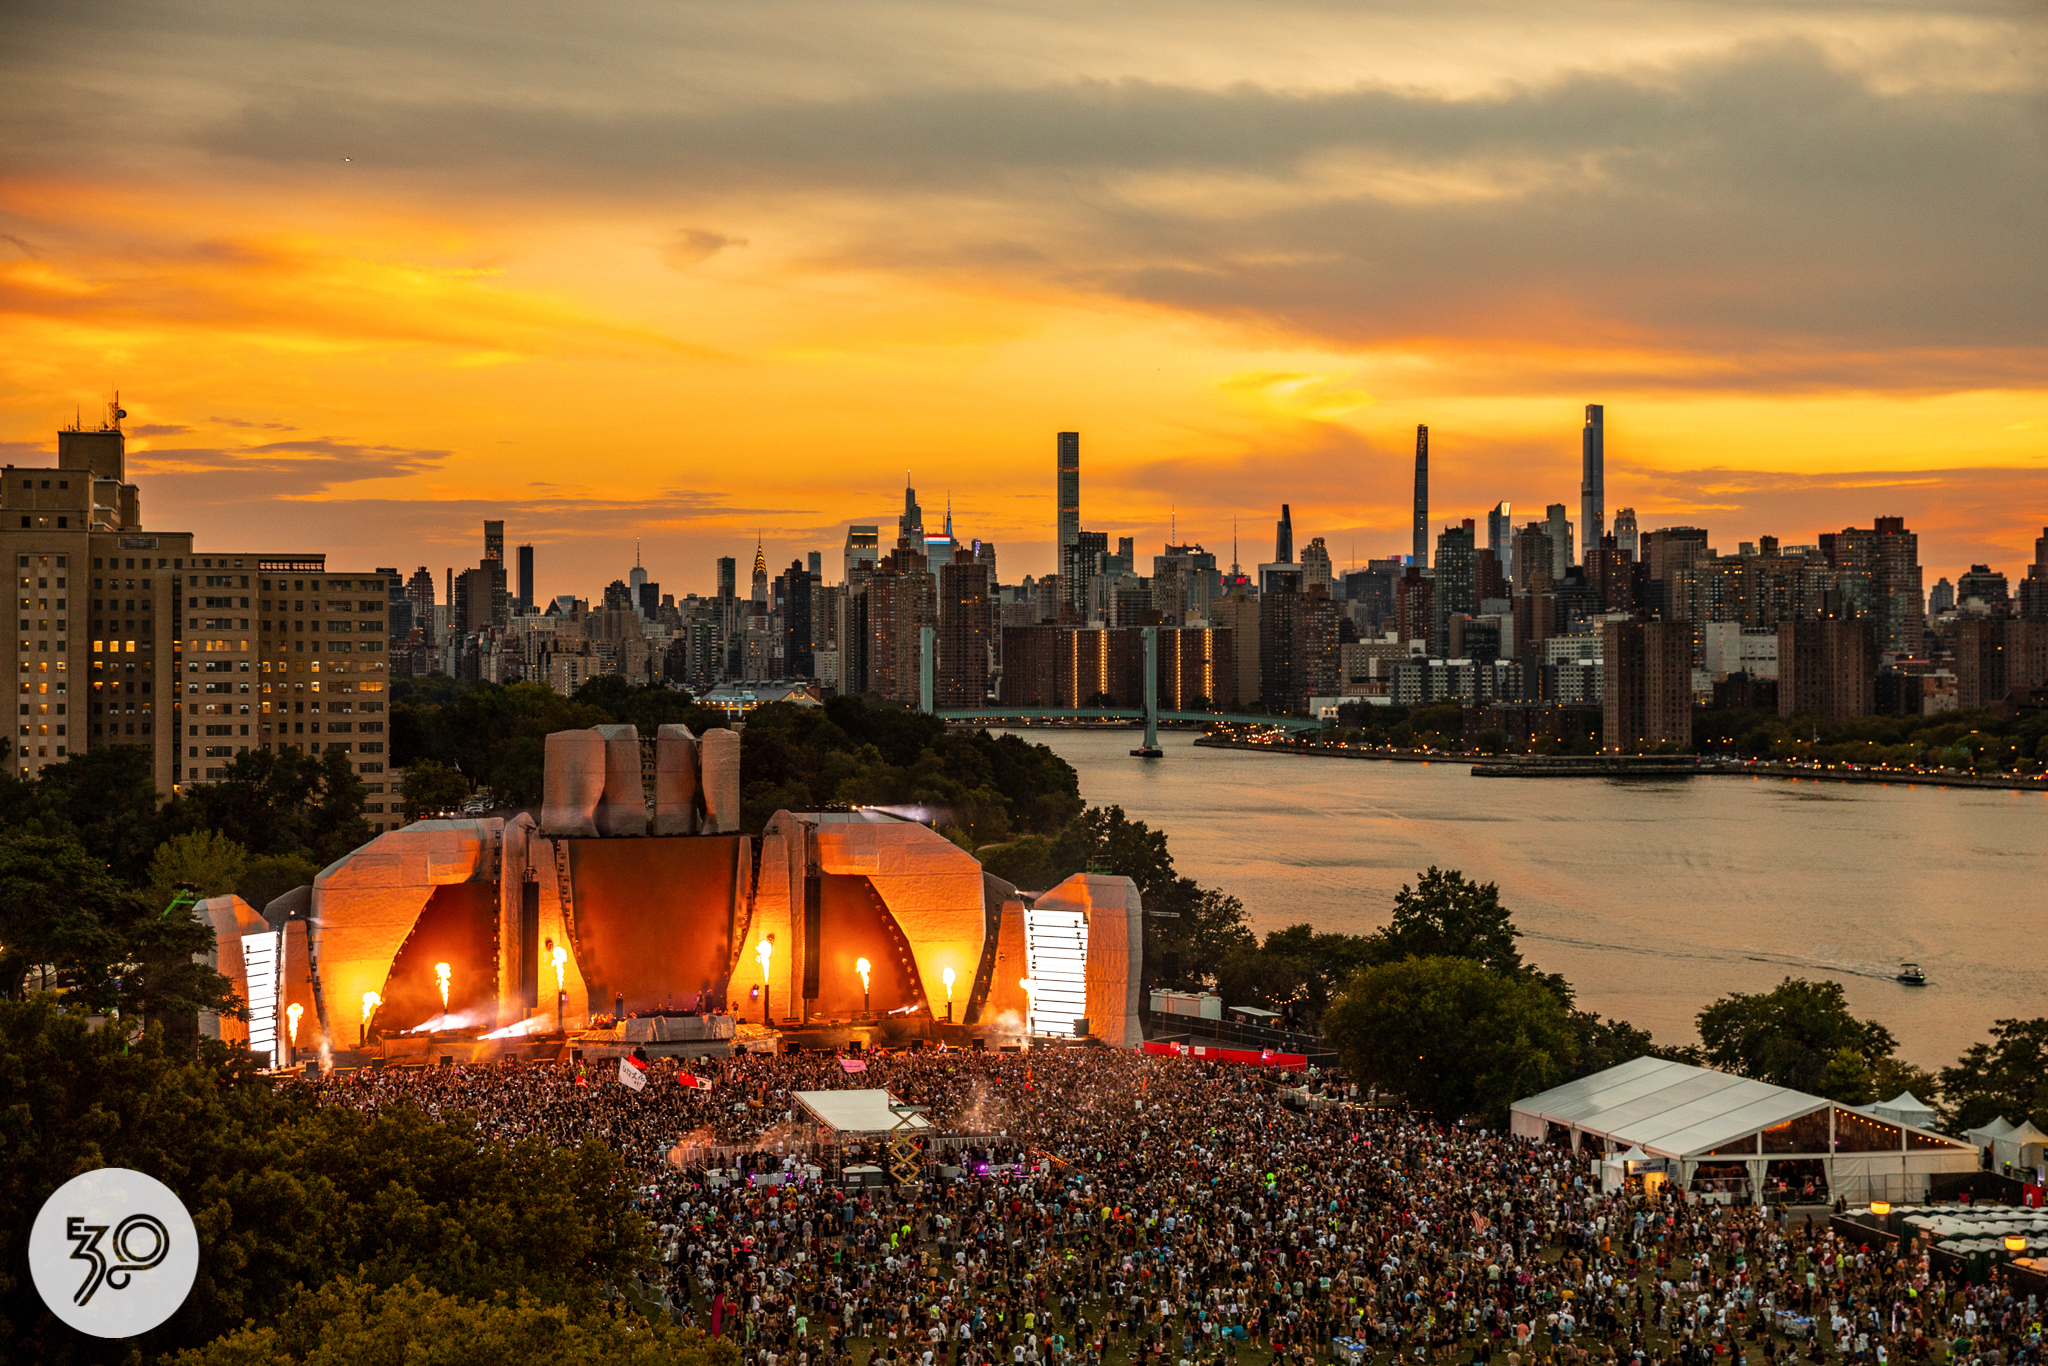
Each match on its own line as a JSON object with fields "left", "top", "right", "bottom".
{"left": 998, "top": 727, "right": 2048, "bottom": 1069}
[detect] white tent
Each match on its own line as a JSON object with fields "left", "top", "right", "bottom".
{"left": 1993, "top": 1120, "right": 2048, "bottom": 1174}
{"left": 1964, "top": 1116, "right": 2016, "bottom": 1149}
{"left": 1871, "top": 1091, "right": 1940, "bottom": 1132}
{"left": 1512, "top": 1056, "right": 1978, "bottom": 1205}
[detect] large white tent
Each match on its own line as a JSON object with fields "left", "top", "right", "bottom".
{"left": 1512, "top": 1056, "right": 1977, "bottom": 1205}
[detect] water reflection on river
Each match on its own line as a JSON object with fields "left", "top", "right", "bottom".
{"left": 998, "top": 727, "right": 2048, "bottom": 1067}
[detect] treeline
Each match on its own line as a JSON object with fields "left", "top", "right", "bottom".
{"left": 1306, "top": 868, "right": 2048, "bottom": 1131}
{"left": 1694, "top": 705, "right": 2048, "bottom": 771}
{"left": 0, "top": 999, "right": 732, "bottom": 1365}
{"left": 1308, "top": 700, "right": 2048, "bottom": 771}
{"left": 391, "top": 681, "right": 1085, "bottom": 844}
{"left": 0, "top": 746, "right": 378, "bottom": 1013}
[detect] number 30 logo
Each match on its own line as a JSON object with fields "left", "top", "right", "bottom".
{"left": 31, "top": 1170, "right": 198, "bottom": 1339}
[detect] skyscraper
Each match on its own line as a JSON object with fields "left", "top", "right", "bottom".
{"left": 1613, "top": 508, "right": 1638, "bottom": 560}
{"left": 1603, "top": 619, "right": 1691, "bottom": 751}
{"left": 406, "top": 566, "right": 437, "bottom": 643}
{"left": 483, "top": 519, "right": 504, "bottom": 563}
{"left": 628, "top": 543, "right": 649, "bottom": 617}
{"left": 1299, "top": 536, "right": 1332, "bottom": 592}
{"left": 1274, "top": 504, "right": 1294, "bottom": 565}
{"left": 899, "top": 481, "right": 924, "bottom": 548}
{"left": 784, "top": 559, "right": 814, "bottom": 677}
{"left": 751, "top": 536, "right": 768, "bottom": 607}
{"left": 1486, "top": 502, "right": 1513, "bottom": 581}
{"left": 1545, "top": 504, "right": 1573, "bottom": 582}
{"left": 1056, "top": 432, "right": 1081, "bottom": 605}
{"left": 2019, "top": 527, "right": 2048, "bottom": 623}
{"left": 1580, "top": 404, "right": 1605, "bottom": 558}
{"left": 716, "top": 556, "right": 737, "bottom": 602}
{"left": 937, "top": 547, "right": 992, "bottom": 706}
{"left": 1818, "top": 517, "right": 1923, "bottom": 657}
{"left": 1432, "top": 521, "right": 1476, "bottom": 656}
{"left": 516, "top": 544, "right": 534, "bottom": 614}
{"left": 844, "top": 525, "right": 879, "bottom": 582}
{"left": 1412, "top": 426, "right": 1430, "bottom": 570}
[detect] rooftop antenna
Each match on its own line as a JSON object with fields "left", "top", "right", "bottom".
{"left": 1231, "top": 518, "right": 1240, "bottom": 577}
{"left": 1171, "top": 505, "right": 1176, "bottom": 546}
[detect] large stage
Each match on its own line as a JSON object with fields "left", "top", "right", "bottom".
{"left": 194, "top": 724, "right": 1145, "bottom": 1069}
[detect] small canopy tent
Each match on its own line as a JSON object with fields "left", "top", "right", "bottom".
{"left": 1965, "top": 1117, "right": 2016, "bottom": 1150}
{"left": 1511, "top": 1056, "right": 1978, "bottom": 1205}
{"left": 1994, "top": 1120, "right": 2048, "bottom": 1175}
{"left": 1871, "top": 1092, "right": 1940, "bottom": 1132}
{"left": 791, "top": 1088, "right": 934, "bottom": 1139}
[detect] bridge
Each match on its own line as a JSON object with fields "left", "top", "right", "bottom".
{"left": 914, "top": 625, "right": 1321, "bottom": 757}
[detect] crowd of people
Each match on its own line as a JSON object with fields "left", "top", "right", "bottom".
{"left": 295, "top": 1048, "right": 2044, "bottom": 1366}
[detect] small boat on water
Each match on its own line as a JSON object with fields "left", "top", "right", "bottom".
{"left": 1896, "top": 963, "right": 1928, "bottom": 985}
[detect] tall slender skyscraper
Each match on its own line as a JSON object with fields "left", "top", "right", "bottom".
{"left": 1412, "top": 425, "right": 1430, "bottom": 570}
{"left": 1056, "top": 432, "right": 1081, "bottom": 603}
{"left": 1275, "top": 504, "right": 1294, "bottom": 565}
{"left": 516, "top": 543, "right": 534, "bottom": 613}
{"left": 1580, "top": 404, "right": 1605, "bottom": 563}
{"left": 484, "top": 519, "right": 504, "bottom": 563}
{"left": 1486, "top": 502, "right": 1513, "bottom": 583}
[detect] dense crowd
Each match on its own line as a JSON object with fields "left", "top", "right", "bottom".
{"left": 296, "top": 1049, "right": 2044, "bottom": 1366}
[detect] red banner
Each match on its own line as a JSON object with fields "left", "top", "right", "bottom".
{"left": 1142, "top": 1040, "right": 1307, "bottom": 1067}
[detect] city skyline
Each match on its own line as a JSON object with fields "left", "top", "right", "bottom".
{"left": 2, "top": 1, "right": 2043, "bottom": 598}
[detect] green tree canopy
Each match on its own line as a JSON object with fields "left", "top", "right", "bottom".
{"left": 170, "top": 1277, "right": 741, "bottom": 1366}
{"left": 401, "top": 758, "right": 473, "bottom": 822}
{"left": 1, "top": 999, "right": 654, "bottom": 1365}
{"left": 1695, "top": 977, "right": 1899, "bottom": 1098}
{"left": 1323, "top": 955, "right": 1580, "bottom": 1123}
{"left": 1938, "top": 1017, "right": 2048, "bottom": 1133}
{"left": 145, "top": 830, "right": 249, "bottom": 916}
{"left": 165, "top": 748, "right": 372, "bottom": 867}
{"left": 1365, "top": 867, "right": 1528, "bottom": 977}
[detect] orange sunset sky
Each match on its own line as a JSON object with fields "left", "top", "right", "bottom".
{"left": 3, "top": 0, "right": 2044, "bottom": 597}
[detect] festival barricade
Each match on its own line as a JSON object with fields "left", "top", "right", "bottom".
{"left": 1142, "top": 1040, "right": 1307, "bottom": 1067}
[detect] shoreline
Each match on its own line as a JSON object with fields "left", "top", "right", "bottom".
{"left": 1190, "top": 735, "right": 2048, "bottom": 793}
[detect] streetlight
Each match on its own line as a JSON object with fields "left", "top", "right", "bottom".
{"left": 856, "top": 957, "right": 871, "bottom": 1017}
{"left": 756, "top": 936, "right": 774, "bottom": 1026}
{"left": 942, "top": 966, "right": 956, "bottom": 1022}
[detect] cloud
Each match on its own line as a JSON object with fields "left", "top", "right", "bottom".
{"left": 128, "top": 421, "right": 193, "bottom": 435}
{"left": 206, "top": 415, "right": 294, "bottom": 430}
{"left": 129, "top": 438, "right": 453, "bottom": 495}
{"left": 661, "top": 228, "right": 745, "bottom": 270}
{"left": 160, "top": 40, "right": 2043, "bottom": 389}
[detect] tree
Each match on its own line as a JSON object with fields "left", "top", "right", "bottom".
{"left": 0, "top": 999, "right": 658, "bottom": 1365}
{"left": 171, "top": 1276, "right": 742, "bottom": 1366}
{"left": 401, "top": 759, "right": 473, "bottom": 822}
{"left": 1365, "top": 867, "right": 1527, "bottom": 976}
{"left": 1938, "top": 1017, "right": 2048, "bottom": 1133}
{"left": 238, "top": 852, "right": 321, "bottom": 916}
{"left": 145, "top": 830, "right": 249, "bottom": 916}
{"left": 0, "top": 830, "right": 129, "bottom": 1002}
{"left": 0, "top": 744, "right": 167, "bottom": 884}
{"left": 165, "top": 748, "right": 371, "bottom": 866}
{"left": 1323, "top": 956, "right": 1580, "bottom": 1123}
{"left": 1695, "top": 978, "right": 1899, "bottom": 1098}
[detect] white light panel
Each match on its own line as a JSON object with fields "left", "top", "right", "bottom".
{"left": 1023, "top": 906, "right": 1088, "bottom": 1036}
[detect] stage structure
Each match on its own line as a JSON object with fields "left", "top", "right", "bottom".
{"left": 200, "top": 724, "right": 1145, "bottom": 1057}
